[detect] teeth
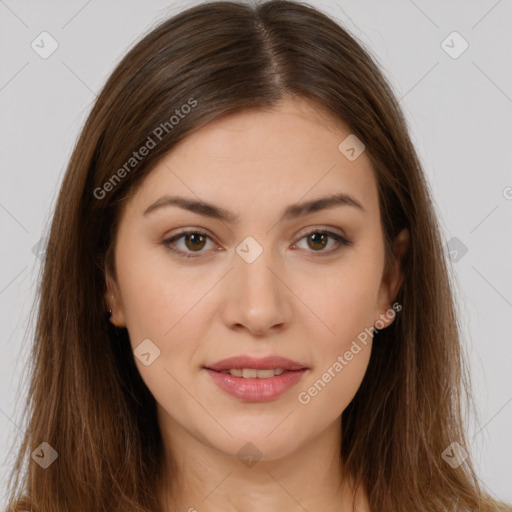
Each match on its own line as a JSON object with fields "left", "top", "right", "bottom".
{"left": 219, "top": 368, "right": 286, "bottom": 378}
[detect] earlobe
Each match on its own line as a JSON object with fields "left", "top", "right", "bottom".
{"left": 104, "top": 273, "right": 126, "bottom": 328}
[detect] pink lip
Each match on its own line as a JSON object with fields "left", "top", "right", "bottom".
{"left": 205, "top": 355, "right": 308, "bottom": 371}
{"left": 203, "top": 355, "right": 309, "bottom": 402}
{"left": 204, "top": 368, "right": 307, "bottom": 402}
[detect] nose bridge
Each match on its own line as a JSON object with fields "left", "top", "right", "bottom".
{"left": 239, "top": 248, "right": 278, "bottom": 296}
{"left": 221, "top": 238, "right": 292, "bottom": 333}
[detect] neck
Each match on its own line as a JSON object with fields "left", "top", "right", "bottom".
{"left": 156, "top": 409, "right": 369, "bottom": 512}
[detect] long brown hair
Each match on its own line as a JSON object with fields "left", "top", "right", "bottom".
{"left": 5, "top": 1, "right": 511, "bottom": 510}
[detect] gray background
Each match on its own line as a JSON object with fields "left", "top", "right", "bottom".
{"left": 1, "top": 0, "right": 511, "bottom": 505}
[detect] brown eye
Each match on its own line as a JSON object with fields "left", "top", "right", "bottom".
{"left": 306, "top": 232, "right": 329, "bottom": 251}
{"left": 163, "top": 230, "right": 215, "bottom": 258}
{"left": 295, "top": 229, "right": 351, "bottom": 255}
{"left": 163, "top": 228, "right": 351, "bottom": 260}
{"left": 183, "top": 233, "right": 207, "bottom": 251}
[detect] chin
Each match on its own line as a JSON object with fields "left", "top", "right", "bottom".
{"left": 205, "top": 422, "right": 306, "bottom": 464}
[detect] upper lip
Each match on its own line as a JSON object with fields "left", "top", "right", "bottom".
{"left": 205, "top": 355, "right": 308, "bottom": 371}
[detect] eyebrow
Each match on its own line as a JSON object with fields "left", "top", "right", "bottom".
{"left": 142, "top": 192, "right": 365, "bottom": 222}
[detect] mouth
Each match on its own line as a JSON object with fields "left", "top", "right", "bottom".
{"left": 212, "top": 368, "right": 289, "bottom": 378}
{"left": 203, "top": 355, "right": 309, "bottom": 402}
{"left": 205, "top": 354, "right": 308, "bottom": 372}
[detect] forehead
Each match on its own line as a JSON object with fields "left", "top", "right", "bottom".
{"left": 125, "top": 97, "right": 379, "bottom": 222}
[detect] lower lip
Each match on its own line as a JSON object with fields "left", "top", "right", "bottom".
{"left": 204, "top": 368, "right": 307, "bottom": 402}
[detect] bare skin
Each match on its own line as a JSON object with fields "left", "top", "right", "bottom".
{"left": 106, "top": 96, "right": 408, "bottom": 512}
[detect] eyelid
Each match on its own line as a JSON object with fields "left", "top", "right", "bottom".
{"left": 295, "top": 224, "right": 347, "bottom": 239}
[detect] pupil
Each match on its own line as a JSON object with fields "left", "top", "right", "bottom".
{"left": 186, "top": 233, "right": 206, "bottom": 251}
{"left": 309, "top": 233, "right": 327, "bottom": 250}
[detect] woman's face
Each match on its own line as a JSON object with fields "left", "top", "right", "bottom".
{"left": 106, "top": 96, "right": 405, "bottom": 461}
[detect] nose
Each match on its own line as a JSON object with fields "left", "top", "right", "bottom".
{"left": 220, "top": 250, "right": 293, "bottom": 336}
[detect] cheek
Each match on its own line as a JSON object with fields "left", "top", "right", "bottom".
{"left": 115, "top": 238, "right": 202, "bottom": 342}
{"left": 296, "top": 345, "right": 371, "bottom": 428}
{"left": 298, "top": 281, "right": 376, "bottom": 417}
{"left": 115, "top": 244, "right": 209, "bottom": 395}
{"left": 297, "top": 254, "right": 381, "bottom": 413}
{"left": 309, "top": 261, "right": 382, "bottom": 352}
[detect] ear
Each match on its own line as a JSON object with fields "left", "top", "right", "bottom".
{"left": 374, "top": 228, "right": 409, "bottom": 329}
{"left": 104, "top": 271, "right": 127, "bottom": 328}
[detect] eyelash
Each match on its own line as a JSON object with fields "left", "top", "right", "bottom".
{"left": 162, "top": 228, "right": 352, "bottom": 259}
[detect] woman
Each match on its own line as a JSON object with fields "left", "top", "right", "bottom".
{"left": 6, "top": 0, "right": 511, "bottom": 510}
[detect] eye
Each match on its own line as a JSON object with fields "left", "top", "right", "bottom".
{"left": 162, "top": 229, "right": 216, "bottom": 259}
{"left": 293, "top": 229, "right": 351, "bottom": 255}
{"left": 162, "top": 228, "right": 351, "bottom": 259}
